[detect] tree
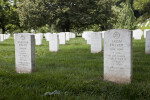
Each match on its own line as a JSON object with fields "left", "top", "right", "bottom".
{"left": 0, "top": 0, "right": 11, "bottom": 34}
{"left": 112, "top": 0, "right": 136, "bottom": 29}
{"left": 0, "top": 0, "right": 20, "bottom": 34}
{"left": 17, "top": 0, "right": 112, "bottom": 32}
{"left": 17, "top": 0, "right": 48, "bottom": 32}
{"left": 133, "top": 0, "right": 150, "bottom": 23}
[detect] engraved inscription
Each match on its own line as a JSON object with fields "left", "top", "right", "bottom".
{"left": 17, "top": 40, "right": 30, "bottom": 69}
{"left": 107, "top": 38, "right": 126, "bottom": 71}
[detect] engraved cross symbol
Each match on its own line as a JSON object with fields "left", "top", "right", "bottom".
{"left": 113, "top": 32, "right": 120, "bottom": 39}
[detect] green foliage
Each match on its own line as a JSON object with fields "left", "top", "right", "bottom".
{"left": 113, "top": 0, "right": 136, "bottom": 29}
{"left": 0, "top": 0, "right": 11, "bottom": 34}
{"left": 17, "top": 0, "right": 112, "bottom": 32}
{"left": 84, "top": 24, "right": 102, "bottom": 32}
{"left": 0, "top": 0, "right": 20, "bottom": 34}
{"left": 6, "top": 24, "right": 18, "bottom": 33}
{"left": 3, "top": 0, "right": 150, "bottom": 32}
{"left": 17, "top": 0, "right": 48, "bottom": 31}
{"left": 134, "top": 0, "right": 150, "bottom": 12}
{"left": 37, "top": 24, "right": 50, "bottom": 33}
{"left": 133, "top": 0, "right": 150, "bottom": 23}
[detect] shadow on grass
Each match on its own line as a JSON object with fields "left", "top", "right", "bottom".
{"left": 0, "top": 43, "right": 14, "bottom": 46}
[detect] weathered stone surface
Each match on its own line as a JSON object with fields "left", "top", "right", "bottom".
{"left": 144, "top": 29, "right": 150, "bottom": 38}
{"left": 72, "top": 33, "right": 76, "bottom": 38}
{"left": 0, "top": 34, "right": 4, "bottom": 42}
{"left": 15, "top": 33, "right": 35, "bottom": 73}
{"left": 102, "top": 31, "right": 106, "bottom": 38}
{"left": 145, "top": 30, "right": 150, "bottom": 54}
{"left": 49, "top": 34, "right": 59, "bottom": 52}
{"left": 82, "top": 32, "right": 86, "bottom": 39}
{"left": 40, "top": 33, "right": 43, "bottom": 40}
{"left": 82, "top": 31, "right": 93, "bottom": 40}
{"left": 35, "top": 34, "right": 42, "bottom": 45}
{"left": 65, "top": 32, "right": 70, "bottom": 41}
{"left": 58, "top": 32, "right": 66, "bottom": 44}
{"left": 45, "top": 33, "right": 52, "bottom": 41}
{"left": 104, "top": 29, "right": 132, "bottom": 83}
{"left": 91, "top": 32, "right": 102, "bottom": 53}
{"left": 132, "top": 29, "right": 143, "bottom": 40}
{"left": 70, "top": 32, "right": 76, "bottom": 38}
{"left": 87, "top": 32, "right": 93, "bottom": 44}
{"left": 3, "top": 34, "right": 6, "bottom": 40}
{"left": 5, "top": 34, "right": 10, "bottom": 39}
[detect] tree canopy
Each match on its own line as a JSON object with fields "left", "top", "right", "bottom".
{"left": 17, "top": 0, "right": 112, "bottom": 32}
{"left": 0, "top": 0, "right": 150, "bottom": 34}
{"left": 133, "top": 0, "right": 150, "bottom": 23}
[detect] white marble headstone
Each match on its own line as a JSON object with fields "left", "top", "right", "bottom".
{"left": 49, "top": 34, "right": 59, "bottom": 52}
{"left": 72, "top": 33, "right": 76, "bottom": 38}
{"left": 35, "top": 34, "right": 42, "bottom": 45}
{"left": 15, "top": 33, "right": 35, "bottom": 73}
{"left": 0, "top": 34, "right": 4, "bottom": 42}
{"left": 82, "top": 31, "right": 93, "bottom": 40}
{"left": 91, "top": 32, "right": 102, "bottom": 53}
{"left": 144, "top": 29, "right": 150, "bottom": 38}
{"left": 132, "top": 29, "right": 143, "bottom": 40}
{"left": 145, "top": 30, "right": 150, "bottom": 54}
{"left": 3, "top": 34, "right": 6, "bottom": 40}
{"left": 104, "top": 29, "right": 132, "bottom": 83}
{"left": 102, "top": 31, "right": 106, "bottom": 38}
{"left": 58, "top": 32, "right": 66, "bottom": 44}
{"left": 82, "top": 32, "right": 85, "bottom": 39}
{"left": 70, "top": 33, "right": 76, "bottom": 38}
{"left": 87, "top": 32, "right": 93, "bottom": 44}
{"left": 65, "top": 32, "right": 70, "bottom": 41}
{"left": 45, "top": 33, "right": 52, "bottom": 41}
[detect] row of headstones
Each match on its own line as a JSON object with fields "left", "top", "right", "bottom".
{"left": 82, "top": 29, "right": 150, "bottom": 42}
{"left": 14, "top": 29, "right": 150, "bottom": 84}
{"left": 133, "top": 29, "right": 150, "bottom": 39}
{"left": 0, "top": 34, "right": 11, "bottom": 42}
{"left": 15, "top": 32, "right": 76, "bottom": 73}
{"left": 82, "top": 31, "right": 103, "bottom": 53}
{"left": 43, "top": 32, "right": 76, "bottom": 52}
{"left": 14, "top": 29, "right": 131, "bottom": 84}
{"left": 82, "top": 29, "right": 150, "bottom": 53}
{"left": 44, "top": 32, "right": 76, "bottom": 43}
{"left": 48, "top": 32, "right": 75, "bottom": 51}
{"left": 127, "top": 29, "right": 150, "bottom": 39}
{"left": 83, "top": 29, "right": 150, "bottom": 83}
{"left": 14, "top": 32, "right": 76, "bottom": 45}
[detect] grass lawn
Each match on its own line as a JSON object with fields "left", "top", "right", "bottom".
{"left": 0, "top": 36, "right": 150, "bottom": 100}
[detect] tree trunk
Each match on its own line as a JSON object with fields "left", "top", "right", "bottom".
{"left": 65, "top": 20, "right": 70, "bottom": 32}
{"left": 101, "top": 26, "right": 105, "bottom": 31}
{"left": 61, "top": 26, "right": 65, "bottom": 32}
{"left": 19, "top": 26, "right": 23, "bottom": 32}
{"left": 2, "top": 26, "right": 5, "bottom": 34}
{"left": 20, "top": 29, "right": 23, "bottom": 33}
{"left": 65, "top": 26, "right": 70, "bottom": 32}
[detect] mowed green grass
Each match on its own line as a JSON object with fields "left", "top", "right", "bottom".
{"left": 0, "top": 36, "right": 150, "bottom": 100}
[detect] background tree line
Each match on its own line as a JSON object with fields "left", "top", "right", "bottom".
{"left": 0, "top": 0, "right": 150, "bottom": 34}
